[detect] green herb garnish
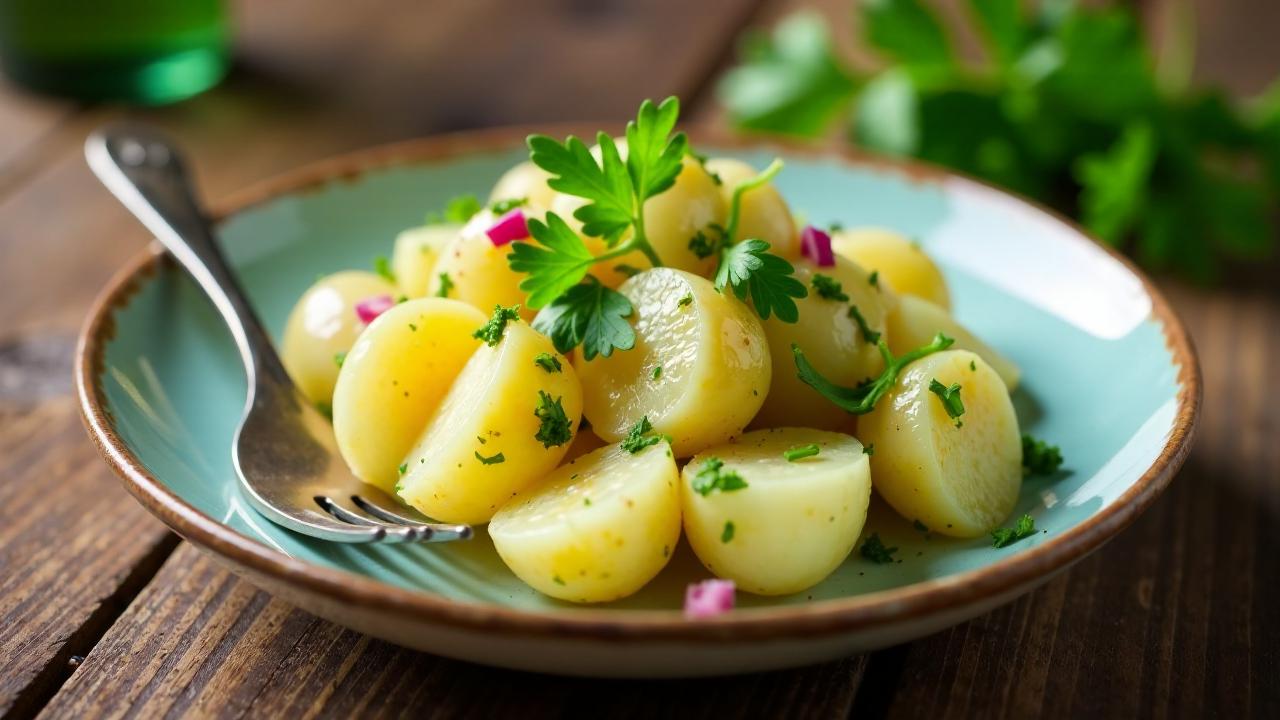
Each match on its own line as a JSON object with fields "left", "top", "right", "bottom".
{"left": 863, "top": 443, "right": 874, "bottom": 455}
{"left": 373, "top": 256, "right": 395, "bottom": 284}
{"left": 620, "top": 416, "right": 669, "bottom": 454}
{"left": 533, "top": 353, "right": 562, "bottom": 373}
{"left": 992, "top": 514, "right": 1037, "bottom": 548}
{"left": 687, "top": 226, "right": 724, "bottom": 260}
{"left": 333, "top": 352, "right": 346, "bottom": 368}
{"left": 472, "top": 304, "right": 521, "bottom": 347}
{"left": 783, "top": 443, "right": 820, "bottom": 461}
{"left": 426, "top": 194, "right": 483, "bottom": 225}
{"left": 678, "top": 293, "right": 694, "bottom": 307}
{"left": 1022, "top": 434, "right": 1064, "bottom": 476}
{"left": 651, "top": 365, "right": 662, "bottom": 380}
{"left": 715, "top": 239, "right": 807, "bottom": 322}
{"left": 475, "top": 450, "right": 505, "bottom": 465}
{"left": 867, "top": 270, "right": 879, "bottom": 289}
{"left": 794, "top": 333, "right": 954, "bottom": 414}
{"left": 690, "top": 457, "right": 749, "bottom": 496}
{"left": 397, "top": 463, "right": 407, "bottom": 475}
{"left": 533, "top": 391, "right": 574, "bottom": 448}
{"left": 847, "top": 305, "right": 881, "bottom": 344}
{"left": 721, "top": 521, "right": 736, "bottom": 543}
{"left": 490, "top": 197, "right": 528, "bottom": 215}
{"left": 811, "top": 273, "right": 849, "bottom": 301}
{"left": 531, "top": 276, "right": 635, "bottom": 361}
{"left": 436, "top": 272, "right": 454, "bottom": 298}
{"left": 860, "top": 533, "right": 897, "bottom": 564}
{"left": 928, "top": 379, "right": 965, "bottom": 427}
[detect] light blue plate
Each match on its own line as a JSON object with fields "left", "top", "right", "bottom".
{"left": 79, "top": 130, "right": 1199, "bottom": 676}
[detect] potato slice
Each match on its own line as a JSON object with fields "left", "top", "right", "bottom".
{"left": 391, "top": 224, "right": 459, "bottom": 298}
{"left": 831, "top": 227, "right": 951, "bottom": 309}
{"left": 489, "top": 442, "right": 680, "bottom": 602}
{"left": 681, "top": 428, "right": 872, "bottom": 595}
{"left": 753, "top": 256, "right": 889, "bottom": 432}
{"left": 331, "top": 299, "right": 485, "bottom": 491}
{"left": 576, "top": 268, "right": 770, "bottom": 458}
{"left": 488, "top": 161, "right": 557, "bottom": 210}
{"left": 281, "top": 270, "right": 397, "bottom": 407}
{"left": 704, "top": 157, "right": 799, "bottom": 258}
{"left": 427, "top": 209, "right": 534, "bottom": 321}
{"left": 887, "top": 294, "right": 1020, "bottom": 390}
{"left": 397, "top": 321, "right": 583, "bottom": 523}
{"left": 858, "top": 350, "right": 1021, "bottom": 538}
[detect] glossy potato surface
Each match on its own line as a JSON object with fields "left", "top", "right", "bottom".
{"left": 427, "top": 210, "right": 535, "bottom": 321}
{"left": 681, "top": 428, "right": 871, "bottom": 595}
{"left": 857, "top": 350, "right": 1022, "bottom": 537}
{"left": 488, "top": 161, "right": 557, "bottom": 210}
{"left": 489, "top": 442, "right": 680, "bottom": 602}
{"left": 887, "top": 294, "right": 1021, "bottom": 390}
{"left": 576, "top": 268, "right": 770, "bottom": 457}
{"left": 832, "top": 228, "right": 951, "bottom": 309}
{"left": 704, "top": 157, "right": 799, "bottom": 258}
{"left": 391, "top": 224, "right": 459, "bottom": 298}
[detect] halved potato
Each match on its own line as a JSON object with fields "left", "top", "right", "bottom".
{"left": 489, "top": 161, "right": 557, "bottom": 210}
{"left": 857, "top": 350, "right": 1021, "bottom": 538}
{"left": 282, "top": 270, "right": 397, "bottom": 407}
{"left": 397, "top": 321, "right": 582, "bottom": 523}
{"left": 489, "top": 442, "right": 680, "bottom": 602}
{"left": 887, "top": 294, "right": 1020, "bottom": 390}
{"left": 753, "top": 256, "right": 889, "bottom": 432}
{"left": 704, "top": 157, "right": 799, "bottom": 258}
{"left": 331, "top": 298, "right": 485, "bottom": 492}
{"left": 391, "top": 224, "right": 459, "bottom": 298}
{"left": 576, "top": 268, "right": 770, "bottom": 458}
{"left": 831, "top": 228, "right": 951, "bottom": 309}
{"left": 681, "top": 428, "right": 872, "bottom": 595}
{"left": 427, "top": 209, "right": 535, "bottom": 321}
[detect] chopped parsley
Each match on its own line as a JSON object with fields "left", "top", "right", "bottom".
{"left": 475, "top": 450, "right": 505, "bottom": 465}
{"left": 314, "top": 401, "right": 332, "bottom": 420}
{"left": 533, "top": 391, "right": 574, "bottom": 448}
{"left": 472, "top": 304, "right": 522, "bottom": 346}
{"left": 860, "top": 533, "right": 897, "bottom": 564}
{"left": 811, "top": 273, "right": 849, "bottom": 301}
{"left": 490, "top": 197, "right": 528, "bottom": 215}
{"left": 721, "top": 521, "right": 736, "bottom": 543}
{"left": 1022, "top": 434, "right": 1064, "bottom": 476}
{"left": 690, "top": 457, "right": 748, "bottom": 496}
{"left": 687, "top": 226, "right": 724, "bottom": 259}
{"left": 373, "top": 256, "right": 396, "bottom": 284}
{"left": 678, "top": 293, "right": 694, "bottom": 307}
{"left": 425, "top": 194, "right": 483, "bottom": 225}
{"left": 794, "top": 333, "right": 954, "bottom": 415}
{"left": 436, "top": 272, "right": 454, "bottom": 298}
{"left": 408, "top": 323, "right": 418, "bottom": 332}
{"left": 847, "top": 304, "right": 881, "bottom": 344}
{"left": 688, "top": 147, "right": 723, "bottom": 185}
{"left": 620, "top": 416, "right": 668, "bottom": 454}
{"left": 863, "top": 443, "right": 874, "bottom": 456}
{"left": 333, "top": 352, "right": 346, "bottom": 368}
{"left": 868, "top": 270, "right": 880, "bottom": 289}
{"left": 970, "top": 360, "right": 977, "bottom": 371}
{"left": 553, "top": 575, "right": 566, "bottom": 586}
{"left": 992, "top": 514, "right": 1037, "bottom": 548}
{"left": 533, "top": 352, "right": 562, "bottom": 373}
{"left": 651, "top": 365, "right": 662, "bottom": 380}
{"left": 783, "top": 443, "right": 820, "bottom": 462}
{"left": 397, "top": 463, "right": 407, "bottom": 475}
{"left": 928, "top": 379, "right": 965, "bottom": 427}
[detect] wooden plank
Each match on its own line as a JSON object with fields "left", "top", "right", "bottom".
{"left": 37, "top": 544, "right": 867, "bottom": 719}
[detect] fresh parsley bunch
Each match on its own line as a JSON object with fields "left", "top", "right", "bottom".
{"left": 718, "top": 1, "right": 1280, "bottom": 281}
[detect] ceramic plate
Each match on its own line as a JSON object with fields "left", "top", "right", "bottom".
{"left": 77, "top": 127, "right": 1199, "bottom": 677}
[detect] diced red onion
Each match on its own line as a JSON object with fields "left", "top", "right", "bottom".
{"left": 684, "top": 579, "right": 736, "bottom": 618}
{"left": 485, "top": 209, "right": 529, "bottom": 246}
{"left": 355, "top": 294, "right": 395, "bottom": 324}
{"left": 800, "top": 225, "right": 835, "bottom": 267}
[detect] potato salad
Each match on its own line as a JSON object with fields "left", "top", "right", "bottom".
{"left": 281, "top": 98, "right": 1063, "bottom": 609}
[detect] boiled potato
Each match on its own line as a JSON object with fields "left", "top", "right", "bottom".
{"left": 576, "top": 268, "right": 770, "bottom": 458}
{"left": 753, "top": 256, "right": 889, "bottom": 432}
{"left": 681, "top": 428, "right": 872, "bottom": 595}
{"left": 398, "top": 321, "right": 582, "bottom": 523}
{"left": 427, "top": 209, "right": 535, "bottom": 321}
{"left": 887, "top": 294, "right": 1020, "bottom": 390}
{"left": 282, "top": 270, "right": 397, "bottom": 407}
{"left": 858, "top": 350, "right": 1021, "bottom": 538}
{"left": 331, "top": 299, "right": 485, "bottom": 492}
{"left": 489, "top": 161, "right": 557, "bottom": 210}
{"left": 832, "top": 228, "right": 950, "bottom": 309}
{"left": 489, "top": 441, "right": 680, "bottom": 602}
{"left": 550, "top": 150, "right": 726, "bottom": 277}
{"left": 391, "top": 224, "right": 459, "bottom": 298}
{"left": 563, "top": 423, "right": 608, "bottom": 462}
{"left": 704, "top": 157, "right": 799, "bottom": 258}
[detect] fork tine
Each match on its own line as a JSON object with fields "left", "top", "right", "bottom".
{"left": 315, "top": 495, "right": 421, "bottom": 541}
{"left": 351, "top": 495, "right": 474, "bottom": 543}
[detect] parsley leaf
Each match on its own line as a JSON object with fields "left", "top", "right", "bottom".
{"left": 533, "top": 391, "right": 574, "bottom": 448}
{"left": 992, "top": 513, "right": 1037, "bottom": 548}
{"left": 373, "top": 256, "right": 395, "bottom": 284}
{"left": 847, "top": 304, "right": 882, "bottom": 344}
{"left": 860, "top": 533, "right": 897, "bottom": 564}
{"left": 533, "top": 353, "right": 562, "bottom": 373}
{"left": 783, "top": 443, "right": 820, "bottom": 461}
{"left": 475, "top": 450, "right": 505, "bottom": 465}
{"left": 426, "top": 194, "right": 483, "bottom": 225}
{"left": 333, "top": 352, "right": 346, "bottom": 368}
{"left": 621, "top": 416, "right": 668, "bottom": 454}
{"left": 811, "top": 273, "right": 849, "bottom": 301}
{"left": 625, "top": 96, "right": 689, "bottom": 202}
{"left": 509, "top": 213, "right": 598, "bottom": 309}
{"left": 532, "top": 276, "right": 635, "bottom": 361}
{"left": 928, "top": 379, "right": 965, "bottom": 426}
{"left": 793, "top": 333, "right": 954, "bottom": 414}
{"left": 721, "top": 521, "right": 736, "bottom": 543}
{"left": 472, "top": 305, "right": 521, "bottom": 347}
{"left": 690, "top": 457, "right": 749, "bottom": 496}
{"left": 436, "top": 272, "right": 454, "bottom": 298}
{"left": 1022, "top": 434, "right": 1064, "bottom": 476}
{"left": 529, "top": 132, "right": 635, "bottom": 244}
{"left": 715, "top": 239, "right": 807, "bottom": 322}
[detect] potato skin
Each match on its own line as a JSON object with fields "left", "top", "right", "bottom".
{"left": 489, "top": 442, "right": 681, "bottom": 603}
{"left": 392, "top": 224, "right": 459, "bottom": 298}
{"left": 753, "top": 256, "right": 889, "bottom": 432}
{"left": 704, "top": 157, "right": 799, "bottom": 258}
{"left": 857, "top": 350, "right": 1022, "bottom": 538}
{"left": 331, "top": 298, "right": 485, "bottom": 491}
{"left": 397, "top": 321, "right": 582, "bottom": 524}
{"left": 681, "top": 428, "right": 871, "bottom": 595}
{"left": 281, "top": 270, "right": 397, "bottom": 407}
{"left": 832, "top": 228, "right": 951, "bottom": 309}
{"left": 489, "top": 161, "right": 557, "bottom": 210}
{"left": 427, "top": 209, "right": 534, "bottom": 321}
{"left": 886, "top": 294, "right": 1021, "bottom": 390}
{"left": 576, "top": 268, "right": 770, "bottom": 458}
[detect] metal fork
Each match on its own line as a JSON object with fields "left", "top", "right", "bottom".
{"left": 86, "top": 126, "right": 472, "bottom": 544}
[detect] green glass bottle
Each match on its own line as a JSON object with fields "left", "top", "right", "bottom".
{"left": 0, "top": 0, "right": 228, "bottom": 105}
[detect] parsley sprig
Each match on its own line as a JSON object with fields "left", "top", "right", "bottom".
{"left": 1022, "top": 434, "right": 1064, "bottom": 476}
{"left": 620, "top": 416, "right": 670, "bottom": 454}
{"left": 992, "top": 513, "right": 1037, "bottom": 548}
{"left": 928, "top": 379, "right": 965, "bottom": 427}
{"left": 793, "top": 333, "right": 954, "bottom": 414}
{"left": 690, "top": 457, "right": 749, "bottom": 496}
{"left": 533, "top": 391, "right": 574, "bottom": 448}
{"left": 472, "top": 305, "right": 521, "bottom": 347}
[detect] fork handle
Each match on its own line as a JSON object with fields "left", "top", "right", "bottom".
{"left": 86, "top": 125, "right": 288, "bottom": 388}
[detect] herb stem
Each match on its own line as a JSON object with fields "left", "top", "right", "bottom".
{"left": 725, "top": 158, "right": 784, "bottom": 243}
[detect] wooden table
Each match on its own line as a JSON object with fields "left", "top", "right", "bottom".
{"left": 1, "top": 1, "right": 1276, "bottom": 717}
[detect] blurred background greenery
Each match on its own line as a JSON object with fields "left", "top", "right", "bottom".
{"left": 718, "top": 0, "right": 1280, "bottom": 282}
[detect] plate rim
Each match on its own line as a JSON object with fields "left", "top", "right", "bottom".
{"left": 75, "top": 124, "right": 1201, "bottom": 643}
